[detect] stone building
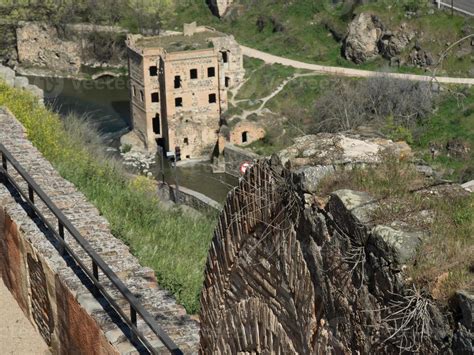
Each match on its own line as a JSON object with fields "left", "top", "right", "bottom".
{"left": 126, "top": 23, "right": 244, "bottom": 160}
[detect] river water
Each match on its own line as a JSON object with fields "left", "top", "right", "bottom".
{"left": 27, "top": 75, "right": 237, "bottom": 203}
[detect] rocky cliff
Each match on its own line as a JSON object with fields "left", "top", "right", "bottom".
{"left": 200, "top": 134, "right": 473, "bottom": 353}
{"left": 13, "top": 22, "right": 128, "bottom": 74}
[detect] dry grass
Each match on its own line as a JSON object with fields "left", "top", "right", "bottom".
{"left": 317, "top": 151, "right": 473, "bottom": 302}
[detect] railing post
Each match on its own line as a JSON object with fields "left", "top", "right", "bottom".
{"left": 28, "top": 184, "right": 34, "bottom": 204}
{"left": 58, "top": 220, "right": 65, "bottom": 256}
{"left": 1, "top": 152, "right": 6, "bottom": 184}
{"left": 130, "top": 305, "right": 138, "bottom": 343}
{"left": 92, "top": 261, "right": 99, "bottom": 296}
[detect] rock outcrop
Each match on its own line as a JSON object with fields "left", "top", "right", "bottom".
{"left": 208, "top": 0, "right": 234, "bottom": 17}
{"left": 16, "top": 22, "right": 81, "bottom": 74}
{"left": 200, "top": 157, "right": 461, "bottom": 353}
{"left": 276, "top": 134, "right": 412, "bottom": 193}
{"left": 378, "top": 25, "right": 415, "bottom": 59}
{"left": 343, "top": 13, "right": 384, "bottom": 63}
{"left": 344, "top": 13, "right": 416, "bottom": 65}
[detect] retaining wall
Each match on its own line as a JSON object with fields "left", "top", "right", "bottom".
{"left": 0, "top": 108, "right": 199, "bottom": 353}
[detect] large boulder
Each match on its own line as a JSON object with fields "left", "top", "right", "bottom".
{"left": 343, "top": 13, "right": 384, "bottom": 64}
{"left": 378, "top": 26, "right": 415, "bottom": 59}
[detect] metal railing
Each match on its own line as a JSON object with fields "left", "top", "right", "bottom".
{"left": 0, "top": 143, "right": 183, "bottom": 355}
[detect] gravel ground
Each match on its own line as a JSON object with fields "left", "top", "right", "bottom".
{"left": 0, "top": 278, "right": 50, "bottom": 355}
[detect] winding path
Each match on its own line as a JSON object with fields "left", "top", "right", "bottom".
{"left": 241, "top": 46, "right": 474, "bottom": 85}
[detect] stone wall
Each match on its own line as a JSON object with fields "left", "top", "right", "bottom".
{"left": 200, "top": 157, "right": 472, "bottom": 353}
{"left": 158, "top": 182, "right": 221, "bottom": 211}
{"left": 0, "top": 109, "right": 199, "bottom": 353}
{"left": 222, "top": 143, "right": 260, "bottom": 176}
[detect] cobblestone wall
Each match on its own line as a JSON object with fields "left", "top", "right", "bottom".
{"left": 0, "top": 108, "right": 199, "bottom": 353}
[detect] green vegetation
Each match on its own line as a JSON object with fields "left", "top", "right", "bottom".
{"left": 235, "top": 62, "right": 295, "bottom": 100}
{"left": 318, "top": 152, "right": 473, "bottom": 302}
{"left": 414, "top": 86, "right": 474, "bottom": 182}
{"left": 0, "top": 81, "right": 215, "bottom": 313}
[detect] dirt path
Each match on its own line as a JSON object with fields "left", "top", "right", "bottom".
{"left": 0, "top": 278, "right": 50, "bottom": 355}
{"left": 241, "top": 46, "right": 474, "bottom": 85}
{"left": 230, "top": 72, "right": 319, "bottom": 120}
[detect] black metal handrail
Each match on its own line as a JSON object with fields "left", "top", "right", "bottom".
{"left": 0, "top": 143, "right": 182, "bottom": 355}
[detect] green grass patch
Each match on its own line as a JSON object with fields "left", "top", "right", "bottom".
{"left": 0, "top": 82, "right": 215, "bottom": 313}
{"left": 414, "top": 86, "right": 474, "bottom": 181}
{"left": 235, "top": 62, "right": 295, "bottom": 100}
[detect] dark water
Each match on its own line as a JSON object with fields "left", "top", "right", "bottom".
{"left": 28, "top": 75, "right": 237, "bottom": 203}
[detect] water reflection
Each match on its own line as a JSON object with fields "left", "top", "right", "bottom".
{"left": 28, "top": 75, "right": 237, "bottom": 202}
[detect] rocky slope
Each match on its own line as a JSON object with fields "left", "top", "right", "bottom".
{"left": 200, "top": 134, "right": 473, "bottom": 353}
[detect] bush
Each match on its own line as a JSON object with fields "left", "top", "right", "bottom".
{"left": 313, "top": 76, "right": 434, "bottom": 133}
{"left": 0, "top": 81, "right": 215, "bottom": 313}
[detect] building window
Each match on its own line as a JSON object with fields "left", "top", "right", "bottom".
{"left": 175, "top": 97, "right": 183, "bottom": 107}
{"left": 190, "top": 69, "right": 198, "bottom": 79}
{"left": 153, "top": 114, "right": 160, "bottom": 134}
{"left": 225, "top": 77, "right": 230, "bottom": 88}
{"left": 149, "top": 66, "right": 158, "bottom": 76}
{"left": 140, "top": 90, "right": 144, "bottom": 102}
{"left": 132, "top": 86, "right": 136, "bottom": 96}
{"left": 207, "top": 67, "right": 215, "bottom": 77}
{"left": 184, "top": 137, "right": 189, "bottom": 145}
{"left": 186, "top": 155, "right": 190, "bottom": 159}
{"left": 221, "top": 51, "right": 228, "bottom": 63}
{"left": 209, "top": 93, "right": 217, "bottom": 104}
{"left": 174, "top": 75, "right": 181, "bottom": 89}
{"left": 242, "top": 131, "right": 248, "bottom": 143}
{"left": 151, "top": 92, "right": 159, "bottom": 103}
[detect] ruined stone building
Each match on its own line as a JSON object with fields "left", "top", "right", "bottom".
{"left": 126, "top": 23, "right": 244, "bottom": 160}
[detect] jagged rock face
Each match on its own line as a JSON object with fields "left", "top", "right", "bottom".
{"left": 344, "top": 13, "right": 384, "bottom": 63}
{"left": 16, "top": 22, "right": 81, "bottom": 73}
{"left": 379, "top": 27, "right": 415, "bottom": 59}
{"left": 200, "top": 159, "right": 454, "bottom": 354}
{"left": 208, "top": 0, "right": 234, "bottom": 17}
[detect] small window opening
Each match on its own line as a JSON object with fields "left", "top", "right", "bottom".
{"left": 242, "top": 131, "right": 248, "bottom": 143}
{"left": 184, "top": 137, "right": 189, "bottom": 145}
{"left": 186, "top": 155, "right": 190, "bottom": 159}
{"left": 221, "top": 51, "right": 228, "bottom": 63}
{"left": 153, "top": 114, "right": 160, "bottom": 134}
{"left": 174, "top": 75, "right": 181, "bottom": 89}
{"left": 151, "top": 92, "right": 159, "bottom": 103}
{"left": 140, "top": 90, "right": 144, "bottom": 102}
{"left": 190, "top": 69, "right": 198, "bottom": 79}
{"left": 175, "top": 97, "right": 183, "bottom": 107}
{"left": 132, "top": 86, "right": 136, "bottom": 96}
{"left": 225, "top": 77, "right": 230, "bottom": 88}
{"left": 149, "top": 66, "right": 158, "bottom": 76}
{"left": 207, "top": 67, "right": 215, "bottom": 77}
{"left": 209, "top": 93, "right": 217, "bottom": 104}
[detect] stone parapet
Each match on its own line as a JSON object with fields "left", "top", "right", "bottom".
{"left": 0, "top": 109, "right": 199, "bottom": 353}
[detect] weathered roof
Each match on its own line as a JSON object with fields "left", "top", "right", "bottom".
{"left": 136, "top": 31, "right": 225, "bottom": 52}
